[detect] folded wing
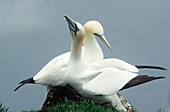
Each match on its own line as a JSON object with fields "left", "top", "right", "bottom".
{"left": 82, "top": 67, "right": 137, "bottom": 96}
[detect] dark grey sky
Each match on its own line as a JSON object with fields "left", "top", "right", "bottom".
{"left": 0, "top": 0, "right": 169, "bottom": 111}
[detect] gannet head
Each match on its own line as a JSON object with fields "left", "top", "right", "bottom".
{"left": 84, "top": 21, "right": 112, "bottom": 50}
{"left": 64, "top": 15, "right": 85, "bottom": 42}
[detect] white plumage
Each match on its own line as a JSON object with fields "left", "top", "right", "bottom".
{"left": 15, "top": 15, "right": 165, "bottom": 111}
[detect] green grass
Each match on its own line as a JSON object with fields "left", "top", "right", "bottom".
{"left": 0, "top": 102, "right": 9, "bottom": 112}
{"left": 0, "top": 100, "right": 168, "bottom": 112}
{"left": 46, "top": 98, "right": 126, "bottom": 112}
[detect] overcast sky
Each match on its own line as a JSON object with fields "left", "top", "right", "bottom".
{"left": 0, "top": 0, "right": 169, "bottom": 111}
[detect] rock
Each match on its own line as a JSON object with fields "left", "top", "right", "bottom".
{"left": 41, "top": 85, "right": 136, "bottom": 112}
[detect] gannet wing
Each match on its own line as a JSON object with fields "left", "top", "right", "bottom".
{"left": 82, "top": 67, "right": 137, "bottom": 96}
{"left": 105, "top": 58, "right": 139, "bottom": 72}
{"left": 89, "top": 58, "right": 139, "bottom": 73}
{"left": 89, "top": 59, "right": 166, "bottom": 73}
{"left": 33, "top": 52, "right": 70, "bottom": 81}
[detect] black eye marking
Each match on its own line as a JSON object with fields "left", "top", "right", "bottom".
{"left": 74, "top": 24, "right": 79, "bottom": 36}
{"left": 69, "top": 24, "right": 79, "bottom": 36}
{"left": 93, "top": 33, "right": 104, "bottom": 37}
{"left": 75, "top": 24, "right": 79, "bottom": 32}
{"left": 75, "top": 24, "right": 79, "bottom": 36}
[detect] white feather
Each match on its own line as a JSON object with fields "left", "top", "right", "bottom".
{"left": 82, "top": 67, "right": 137, "bottom": 96}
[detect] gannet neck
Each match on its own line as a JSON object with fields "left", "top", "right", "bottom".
{"left": 83, "top": 34, "right": 103, "bottom": 62}
{"left": 70, "top": 37, "right": 83, "bottom": 60}
{"left": 84, "top": 34, "right": 100, "bottom": 47}
{"left": 64, "top": 15, "right": 85, "bottom": 61}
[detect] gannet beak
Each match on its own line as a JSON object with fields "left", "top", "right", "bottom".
{"left": 94, "top": 33, "right": 112, "bottom": 51}
{"left": 64, "top": 15, "right": 78, "bottom": 37}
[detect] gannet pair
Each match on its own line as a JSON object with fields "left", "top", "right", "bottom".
{"left": 65, "top": 16, "right": 165, "bottom": 111}
{"left": 15, "top": 15, "right": 165, "bottom": 111}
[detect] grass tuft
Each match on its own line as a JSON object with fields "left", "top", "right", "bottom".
{"left": 22, "top": 110, "right": 37, "bottom": 112}
{"left": 156, "top": 108, "right": 168, "bottom": 112}
{"left": 0, "top": 102, "right": 9, "bottom": 112}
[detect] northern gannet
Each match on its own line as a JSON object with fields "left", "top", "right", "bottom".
{"left": 65, "top": 16, "right": 165, "bottom": 111}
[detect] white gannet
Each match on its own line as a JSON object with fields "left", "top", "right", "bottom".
{"left": 65, "top": 16, "right": 165, "bottom": 111}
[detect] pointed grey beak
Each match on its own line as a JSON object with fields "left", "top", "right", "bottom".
{"left": 94, "top": 33, "right": 112, "bottom": 51}
{"left": 64, "top": 15, "right": 77, "bottom": 36}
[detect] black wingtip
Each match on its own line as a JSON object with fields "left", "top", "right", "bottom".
{"left": 120, "top": 75, "right": 165, "bottom": 91}
{"left": 18, "top": 77, "right": 34, "bottom": 84}
{"left": 14, "top": 77, "right": 34, "bottom": 92}
{"left": 157, "top": 76, "right": 165, "bottom": 79}
{"left": 135, "top": 65, "right": 167, "bottom": 70}
{"left": 14, "top": 84, "right": 24, "bottom": 91}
